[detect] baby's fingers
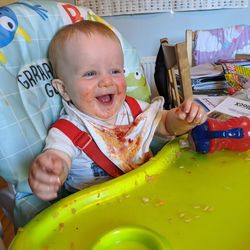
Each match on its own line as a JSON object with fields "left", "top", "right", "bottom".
{"left": 32, "top": 182, "right": 59, "bottom": 201}
{"left": 28, "top": 169, "right": 60, "bottom": 201}
{"left": 187, "top": 105, "right": 207, "bottom": 124}
{"left": 177, "top": 98, "right": 195, "bottom": 121}
{"left": 30, "top": 165, "right": 60, "bottom": 186}
{"left": 184, "top": 104, "right": 199, "bottom": 123}
{"left": 180, "top": 97, "right": 193, "bottom": 114}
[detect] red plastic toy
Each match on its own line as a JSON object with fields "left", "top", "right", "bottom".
{"left": 188, "top": 116, "right": 250, "bottom": 153}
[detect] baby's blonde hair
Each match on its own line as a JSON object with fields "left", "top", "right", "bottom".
{"left": 48, "top": 20, "right": 122, "bottom": 78}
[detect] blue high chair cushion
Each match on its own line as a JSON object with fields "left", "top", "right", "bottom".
{"left": 0, "top": 0, "right": 151, "bottom": 227}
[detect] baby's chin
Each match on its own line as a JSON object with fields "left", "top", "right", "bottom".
{"left": 94, "top": 113, "right": 117, "bottom": 124}
{"left": 88, "top": 107, "right": 119, "bottom": 124}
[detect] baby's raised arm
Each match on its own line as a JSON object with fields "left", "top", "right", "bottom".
{"left": 157, "top": 98, "right": 207, "bottom": 136}
{"left": 28, "top": 149, "right": 71, "bottom": 201}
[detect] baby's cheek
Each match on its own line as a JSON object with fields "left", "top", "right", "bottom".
{"left": 120, "top": 81, "right": 127, "bottom": 94}
{"left": 122, "top": 79, "right": 127, "bottom": 89}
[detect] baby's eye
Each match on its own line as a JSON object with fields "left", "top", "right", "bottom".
{"left": 83, "top": 71, "right": 96, "bottom": 78}
{"left": 111, "top": 69, "right": 122, "bottom": 75}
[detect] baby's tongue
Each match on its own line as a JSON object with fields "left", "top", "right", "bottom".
{"left": 97, "top": 94, "right": 111, "bottom": 103}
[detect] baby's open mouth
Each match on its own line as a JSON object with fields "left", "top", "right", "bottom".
{"left": 96, "top": 94, "right": 114, "bottom": 104}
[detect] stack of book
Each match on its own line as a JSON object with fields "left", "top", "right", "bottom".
{"left": 190, "top": 63, "right": 229, "bottom": 95}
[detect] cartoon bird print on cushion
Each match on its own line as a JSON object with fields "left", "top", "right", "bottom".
{"left": 125, "top": 68, "right": 151, "bottom": 103}
{"left": 0, "top": 2, "right": 48, "bottom": 64}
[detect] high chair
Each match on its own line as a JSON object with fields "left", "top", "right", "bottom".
{"left": 160, "top": 38, "right": 193, "bottom": 107}
{"left": 0, "top": 0, "right": 151, "bottom": 235}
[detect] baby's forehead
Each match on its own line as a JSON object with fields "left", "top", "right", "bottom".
{"left": 59, "top": 32, "right": 122, "bottom": 57}
{"left": 67, "top": 31, "right": 122, "bottom": 51}
{"left": 75, "top": 30, "right": 120, "bottom": 42}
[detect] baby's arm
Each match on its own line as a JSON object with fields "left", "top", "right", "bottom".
{"left": 28, "top": 149, "right": 71, "bottom": 201}
{"left": 157, "top": 98, "right": 207, "bottom": 136}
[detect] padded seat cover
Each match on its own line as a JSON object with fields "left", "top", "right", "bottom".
{"left": 0, "top": 0, "right": 150, "bottom": 226}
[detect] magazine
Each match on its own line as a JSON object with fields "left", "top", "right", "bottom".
{"left": 208, "top": 96, "right": 250, "bottom": 121}
{"left": 195, "top": 95, "right": 226, "bottom": 112}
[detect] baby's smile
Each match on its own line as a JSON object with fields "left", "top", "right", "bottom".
{"left": 96, "top": 94, "right": 114, "bottom": 104}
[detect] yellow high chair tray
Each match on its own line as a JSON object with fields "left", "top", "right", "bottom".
{"left": 10, "top": 139, "right": 250, "bottom": 250}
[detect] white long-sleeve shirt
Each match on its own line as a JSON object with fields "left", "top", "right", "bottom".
{"left": 44, "top": 97, "right": 164, "bottom": 191}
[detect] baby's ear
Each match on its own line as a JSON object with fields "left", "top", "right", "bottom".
{"left": 52, "top": 79, "right": 70, "bottom": 101}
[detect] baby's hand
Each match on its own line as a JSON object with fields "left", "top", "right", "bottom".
{"left": 176, "top": 98, "right": 207, "bottom": 126}
{"left": 28, "top": 150, "right": 70, "bottom": 201}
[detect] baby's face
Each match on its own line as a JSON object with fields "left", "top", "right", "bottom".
{"left": 58, "top": 32, "right": 126, "bottom": 123}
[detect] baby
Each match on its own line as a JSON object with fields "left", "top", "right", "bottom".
{"left": 28, "top": 20, "right": 207, "bottom": 201}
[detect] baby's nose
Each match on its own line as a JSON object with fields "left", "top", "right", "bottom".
{"left": 98, "top": 75, "right": 113, "bottom": 87}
